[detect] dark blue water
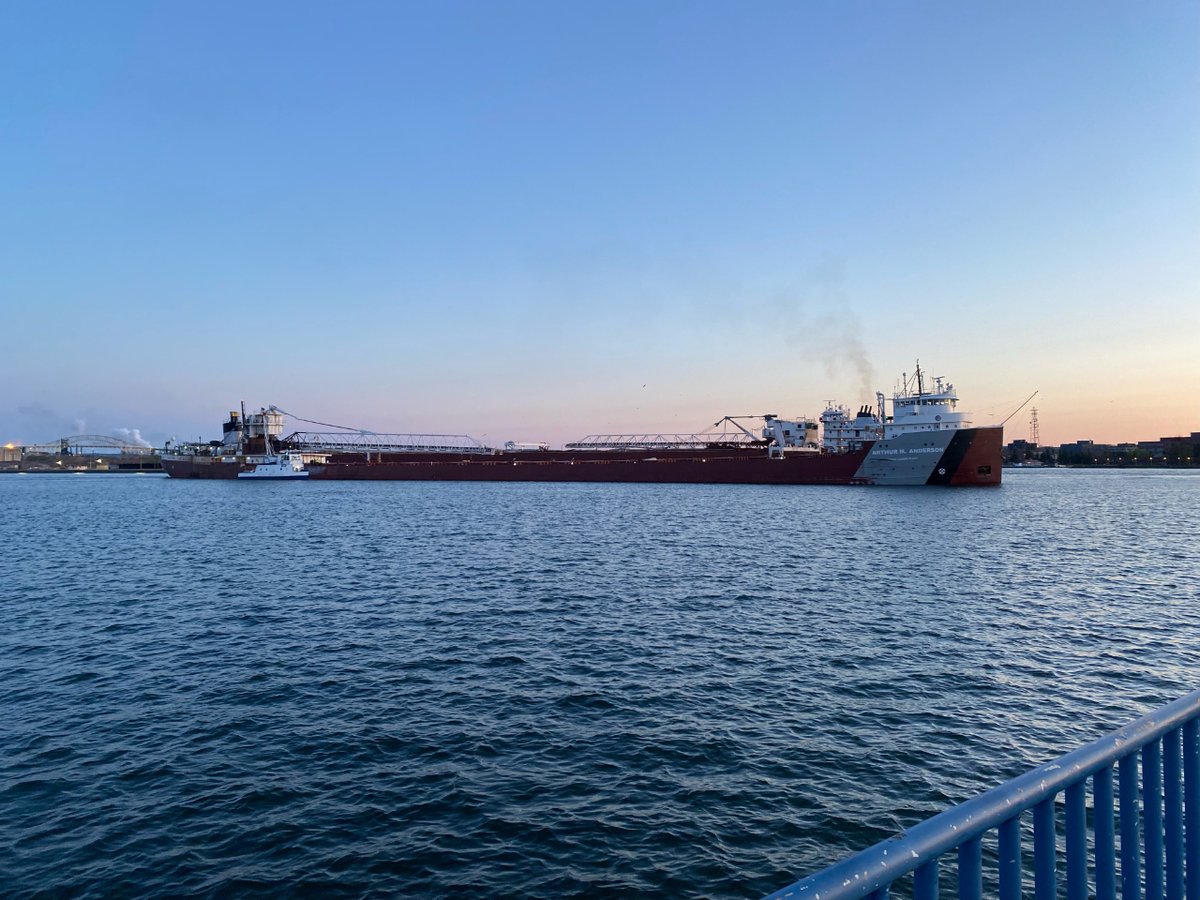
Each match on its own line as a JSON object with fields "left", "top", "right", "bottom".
{"left": 2, "top": 470, "right": 1198, "bottom": 897}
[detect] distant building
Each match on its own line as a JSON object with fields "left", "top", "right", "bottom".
{"left": 1059, "top": 440, "right": 1098, "bottom": 457}
{"left": 1056, "top": 440, "right": 1125, "bottom": 466}
{"left": 1137, "top": 432, "right": 1199, "bottom": 462}
{"left": 1003, "top": 438, "right": 1049, "bottom": 464}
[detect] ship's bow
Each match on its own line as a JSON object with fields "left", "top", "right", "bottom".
{"left": 942, "top": 426, "right": 1003, "bottom": 485}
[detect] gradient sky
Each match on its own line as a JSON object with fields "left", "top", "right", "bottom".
{"left": 2, "top": 1, "right": 1197, "bottom": 448}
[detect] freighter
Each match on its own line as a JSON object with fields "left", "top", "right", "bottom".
{"left": 160, "top": 365, "right": 1002, "bottom": 486}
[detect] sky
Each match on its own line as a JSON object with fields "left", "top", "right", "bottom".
{"left": 2, "top": 0, "right": 1197, "bottom": 448}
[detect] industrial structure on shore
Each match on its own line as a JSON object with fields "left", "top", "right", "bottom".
{"left": 0, "top": 436, "right": 161, "bottom": 473}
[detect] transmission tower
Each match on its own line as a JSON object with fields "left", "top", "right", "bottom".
{"left": 1029, "top": 407, "right": 1040, "bottom": 446}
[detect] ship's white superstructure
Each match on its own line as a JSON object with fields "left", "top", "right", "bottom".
{"left": 820, "top": 405, "right": 882, "bottom": 453}
{"left": 762, "top": 415, "right": 819, "bottom": 456}
{"left": 880, "top": 364, "right": 972, "bottom": 439}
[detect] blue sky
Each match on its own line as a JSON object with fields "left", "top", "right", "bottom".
{"left": 2, "top": 1, "right": 1197, "bottom": 446}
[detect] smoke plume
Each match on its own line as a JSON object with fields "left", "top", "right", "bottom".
{"left": 772, "top": 257, "right": 876, "bottom": 402}
{"left": 112, "top": 428, "right": 153, "bottom": 448}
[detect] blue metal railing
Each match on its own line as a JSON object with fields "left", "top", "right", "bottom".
{"left": 766, "top": 689, "right": 1200, "bottom": 900}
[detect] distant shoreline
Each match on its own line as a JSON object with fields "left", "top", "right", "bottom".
{"left": 0, "top": 467, "right": 162, "bottom": 475}
{"left": 1004, "top": 463, "right": 1199, "bottom": 470}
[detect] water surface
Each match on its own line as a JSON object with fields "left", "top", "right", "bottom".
{"left": 2, "top": 470, "right": 1197, "bottom": 896}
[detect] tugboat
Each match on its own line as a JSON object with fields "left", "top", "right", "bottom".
{"left": 237, "top": 449, "right": 309, "bottom": 480}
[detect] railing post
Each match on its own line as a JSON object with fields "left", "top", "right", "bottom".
{"left": 1146, "top": 739, "right": 1165, "bottom": 900}
{"left": 915, "top": 858, "right": 939, "bottom": 900}
{"left": 958, "top": 836, "right": 981, "bottom": 900}
{"left": 1184, "top": 719, "right": 1199, "bottom": 900}
{"left": 1035, "top": 796, "right": 1057, "bottom": 900}
{"left": 1067, "top": 780, "right": 1089, "bottom": 900}
{"left": 999, "top": 815, "right": 1022, "bottom": 900}
{"left": 1165, "top": 727, "right": 1184, "bottom": 900}
{"left": 1098, "top": 764, "right": 1118, "bottom": 900}
{"left": 1122, "top": 753, "right": 1143, "bottom": 900}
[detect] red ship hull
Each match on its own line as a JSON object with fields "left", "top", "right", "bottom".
{"left": 307, "top": 447, "right": 872, "bottom": 485}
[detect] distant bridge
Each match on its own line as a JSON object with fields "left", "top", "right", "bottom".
{"left": 21, "top": 435, "right": 158, "bottom": 456}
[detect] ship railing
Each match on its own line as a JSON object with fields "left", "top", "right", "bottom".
{"left": 765, "top": 688, "right": 1200, "bottom": 900}
{"left": 281, "top": 431, "right": 494, "bottom": 454}
{"left": 565, "top": 433, "right": 765, "bottom": 450}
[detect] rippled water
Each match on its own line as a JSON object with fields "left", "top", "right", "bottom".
{"left": 2, "top": 470, "right": 1198, "bottom": 897}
